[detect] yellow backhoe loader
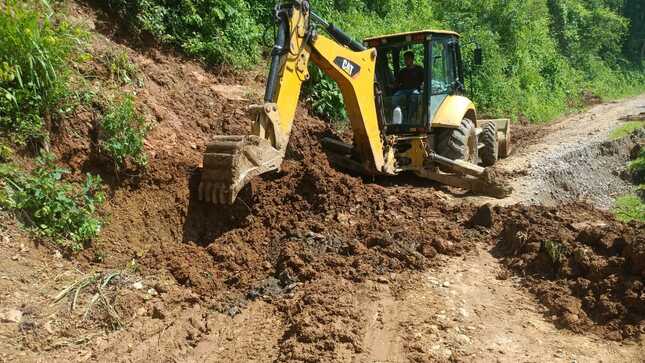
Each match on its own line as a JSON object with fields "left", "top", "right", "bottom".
{"left": 199, "top": 0, "right": 512, "bottom": 204}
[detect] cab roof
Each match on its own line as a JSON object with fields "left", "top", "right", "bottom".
{"left": 363, "top": 30, "right": 460, "bottom": 46}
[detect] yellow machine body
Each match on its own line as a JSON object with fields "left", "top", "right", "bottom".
{"left": 432, "top": 96, "right": 477, "bottom": 129}
{"left": 199, "top": 1, "right": 511, "bottom": 204}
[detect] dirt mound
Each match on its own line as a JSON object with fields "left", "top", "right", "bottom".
{"left": 489, "top": 204, "right": 644, "bottom": 340}
{"left": 50, "top": 14, "right": 481, "bottom": 355}
{"left": 140, "top": 107, "right": 475, "bottom": 296}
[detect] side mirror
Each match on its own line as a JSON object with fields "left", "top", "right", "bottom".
{"left": 474, "top": 46, "right": 483, "bottom": 66}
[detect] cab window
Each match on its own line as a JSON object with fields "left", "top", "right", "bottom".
{"left": 431, "top": 38, "right": 456, "bottom": 95}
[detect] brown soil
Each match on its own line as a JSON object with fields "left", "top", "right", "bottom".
{"left": 489, "top": 204, "right": 644, "bottom": 340}
{"left": 1, "top": 2, "right": 644, "bottom": 362}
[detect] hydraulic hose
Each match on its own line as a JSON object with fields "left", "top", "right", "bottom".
{"left": 265, "top": 10, "right": 290, "bottom": 102}
{"left": 310, "top": 11, "right": 366, "bottom": 52}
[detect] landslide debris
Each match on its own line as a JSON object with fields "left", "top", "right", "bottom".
{"left": 486, "top": 204, "right": 644, "bottom": 340}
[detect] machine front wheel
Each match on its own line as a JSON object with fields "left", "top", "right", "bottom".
{"left": 480, "top": 121, "right": 499, "bottom": 167}
{"left": 436, "top": 118, "right": 478, "bottom": 164}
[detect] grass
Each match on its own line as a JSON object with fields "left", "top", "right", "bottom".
{"left": 612, "top": 134, "right": 644, "bottom": 223}
{"left": 98, "top": 95, "right": 149, "bottom": 170}
{"left": 54, "top": 271, "right": 124, "bottom": 329}
{"left": 0, "top": 143, "right": 12, "bottom": 162}
{"left": 609, "top": 121, "right": 645, "bottom": 140}
{"left": 0, "top": 0, "right": 87, "bottom": 144}
{"left": 0, "top": 153, "right": 105, "bottom": 252}
{"left": 613, "top": 194, "right": 645, "bottom": 222}
{"left": 543, "top": 240, "right": 564, "bottom": 266}
{"left": 100, "top": 50, "right": 141, "bottom": 86}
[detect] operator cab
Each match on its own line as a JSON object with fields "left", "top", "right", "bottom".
{"left": 364, "top": 30, "right": 465, "bottom": 135}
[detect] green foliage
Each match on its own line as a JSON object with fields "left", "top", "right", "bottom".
{"left": 0, "top": 154, "right": 105, "bottom": 252}
{"left": 628, "top": 147, "right": 645, "bottom": 185}
{"left": 0, "top": 0, "right": 87, "bottom": 144}
{"left": 304, "top": 68, "right": 347, "bottom": 123}
{"left": 99, "top": 95, "right": 149, "bottom": 169}
{"left": 101, "top": 0, "right": 645, "bottom": 124}
{"left": 101, "top": 50, "right": 140, "bottom": 85}
{"left": 301, "top": 0, "right": 645, "bottom": 123}
{"left": 0, "top": 143, "right": 12, "bottom": 162}
{"left": 106, "top": 0, "right": 261, "bottom": 68}
{"left": 609, "top": 121, "right": 644, "bottom": 140}
{"left": 623, "top": 0, "right": 645, "bottom": 62}
{"left": 613, "top": 194, "right": 645, "bottom": 222}
{"left": 543, "top": 240, "right": 564, "bottom": 265}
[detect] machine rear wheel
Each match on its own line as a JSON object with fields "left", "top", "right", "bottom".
{"left": 436, "top": 118, "right": 478, "bottom": 163}
{"left": 480, "top": 121, "right": 499, "bottom": 166}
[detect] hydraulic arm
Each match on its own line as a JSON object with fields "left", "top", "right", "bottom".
{"left": 199, "top": 0, "right": 391, "bottom": 204}
{"left": 199, "top": 0, "right": 512, "bottom": 204}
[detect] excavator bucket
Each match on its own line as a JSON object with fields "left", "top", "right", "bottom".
{"left": 199, "top": 135, "right": 284, "bottom": 204}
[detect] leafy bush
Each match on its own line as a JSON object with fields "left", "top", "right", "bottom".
{"left": 99, "top": 95, "right": 149, "bottom": 169}
{"left": 102, "top": 0, "right": 644, "bottom": 124}
{"left": 0, "top": 143, "right": 12, "bottom": 162}
{"left": 105, "top": 0, "right": 261, "bottom": 68}
{"left": 304, "top": 68, "right": 347, "bottom": 123}
{"left": 0, "top": 154, "right": 105, "bottom": 252}
{"left": 0, "top": 0, "right": 87, "bottom": 144}
{"left": 613, "top": 144, "right": 645, "bottom": 224}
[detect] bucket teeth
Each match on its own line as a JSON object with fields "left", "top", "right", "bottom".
{"left": 198, "top": 135, "right": 283, "bottom": 204}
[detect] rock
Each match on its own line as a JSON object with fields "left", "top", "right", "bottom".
{"left": 132, "top": 282, "right": 144, "bottom": 290}
{"left": 152, "top": 304, "right": 166, "bottom": 320}
{"left": 455, "top": 334, "right": 472, "bottom": 345}
{"left": 136, "top": 307, "right": 147, "bottom": 317}
{"left": 305, "top": 231, "right": 325, "bottom": 240}
{"left": 418, "top": 244, "right": 437, "bottom": 258}
{"left": 0, "top": 309, "right": 23, "bottom": 323}
{"left": 227, "top": 306, "right": 241, "bottom": 317}
{"left": 432, "top": 239, "right": 454, "bottom": 254}
{"left": 376, "top": 276, "right": 389, "bottom": 284}
{"left": 147, "top": 288, "right": 158, "bottom": 296}
{"left": 562, "top": 312, "right": 579, "bottom": 325}
{"left": 335, "top": 212, "right": 351, "bottom": 225}
{"left": 469, "top": 203, "right": 495, "bottom": 228}
{"left": 246, "top": 290, "right": 261, "bottom": 300}
{"left": 442, "top": 281, "right": 451, "bottom": 288}
{"left": 457, "top": 307, "right": 469, "bottom": 320}
{"left": 43, "top": 321, "right": 55, "bottom": 334}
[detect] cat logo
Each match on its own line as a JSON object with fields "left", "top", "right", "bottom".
{"left": 334, "top": 57, "right": 361, "bottom": 78}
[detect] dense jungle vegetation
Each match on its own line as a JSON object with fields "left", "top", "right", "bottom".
{"left": 102, "top": 0, "right": 645, "bottom": 122}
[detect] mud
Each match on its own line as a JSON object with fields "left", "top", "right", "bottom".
{"left": 47, "top": 6, "right": 483, "bottom": 358}
{"left": 487, "top": 204, "right": 644, "bottom": 340}
{"left": 2, "top": 3, "right": 644, "bottom": 362}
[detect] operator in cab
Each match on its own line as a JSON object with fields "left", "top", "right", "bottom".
{"left": 392, "top": 51, "right": 424, "bottom": 124}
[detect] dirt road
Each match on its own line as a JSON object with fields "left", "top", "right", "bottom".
{"left": 489, "top": 95, "right": 645, "bottom": 208}
{"left": 0, "top": 3, "right": 642, "bottom": 359}
{"left": 355, "top": 95, "right": 645, "bottom": 362}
